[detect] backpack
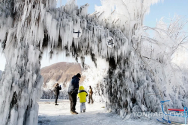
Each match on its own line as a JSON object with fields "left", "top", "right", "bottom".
{"left": 89, "top": 88, "right": 93, "bottom": 95}
{"left": 53, "top": 86, "right": 57, "bottom": 94}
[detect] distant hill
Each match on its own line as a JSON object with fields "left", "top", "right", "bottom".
{"left": 40, "top": 62, "right": 107, "bottom": 100}
{"left": 41, "top": 62, "right": 86, "bottom": 89}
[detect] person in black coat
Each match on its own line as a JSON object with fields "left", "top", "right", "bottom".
{"left": 54, "top": 83, "right": 61, "bottom": 105}
{"left": 68, "top": 73, "right": 81, "bottom": 114}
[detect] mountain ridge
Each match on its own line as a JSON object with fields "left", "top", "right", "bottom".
{"left": 41, "top": 62, "right": 86, "bottom": 89}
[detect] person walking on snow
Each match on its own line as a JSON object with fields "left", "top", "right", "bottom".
{"left": 54, "top": 83, "right": 61, "bottom": 105}
{"left": 68, "top": 73, "right": 81, "bottom": 114}
{"left": 88, "top": 86, "right": 94, "bottom": 104}
{"left": 78, "top": 86, "right": 88, "bottom": 113}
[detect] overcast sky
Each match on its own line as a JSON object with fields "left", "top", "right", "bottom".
{"left": 0, "top": 0, "right": 188, "bottom": 71}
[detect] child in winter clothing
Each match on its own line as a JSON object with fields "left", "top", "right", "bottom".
{"left": 78, "top": 86, "right": 88, "bottom": 113}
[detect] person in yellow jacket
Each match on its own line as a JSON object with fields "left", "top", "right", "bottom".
{"left": 78, "top": 86, "right": 88, "bottom": 113}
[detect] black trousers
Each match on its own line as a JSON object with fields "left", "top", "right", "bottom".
{"left": 55, "top": 94, "right": 59, "bottom": 104}
{"left": 69, "top": 93, "right": 77, "bottom": 111}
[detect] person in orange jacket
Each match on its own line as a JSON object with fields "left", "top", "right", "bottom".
{"left": 78, "top": 86, "right": 88, "bottom": 113}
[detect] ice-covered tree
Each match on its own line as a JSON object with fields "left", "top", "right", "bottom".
{"left": 93, "top": 0, "right": 188, "bottom": 116}
{"left": 139, "top": 16, "right": 188, "bottom": 108}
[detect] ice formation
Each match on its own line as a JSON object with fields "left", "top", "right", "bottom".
{"left": 0, "top": 0, "right": 188, "bottom": 125}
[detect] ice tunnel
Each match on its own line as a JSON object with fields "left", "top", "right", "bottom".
{"left": 0, "top": 0, "right": 187, "bottom": 125}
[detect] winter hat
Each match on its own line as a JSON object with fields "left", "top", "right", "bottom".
{"left": 76, "top": 73, "right": 81, "bottom": 78}
{"left": 79, "top": 86, "right": 84, "bottom": 90}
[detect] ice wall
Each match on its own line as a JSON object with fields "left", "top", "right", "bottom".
{"left": 0, "top": 0, "right": 55, "bottom": 125}
{"left": 0, "top": 0, "right": 187, "bottom": 124}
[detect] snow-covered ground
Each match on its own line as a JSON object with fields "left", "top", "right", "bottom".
{"left": 38, "top": 99, "right": 163, "bottom": 125}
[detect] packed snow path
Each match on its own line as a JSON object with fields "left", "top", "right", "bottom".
{"left": 38, "top": 100, "right": 163, "bottom": 125}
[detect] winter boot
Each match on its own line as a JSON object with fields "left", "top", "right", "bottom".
{"left": 74, "top": 111, "right": 78, "bottom": 114}
{"left": 71, "top": 111, "right": 78, "bottom": 115}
